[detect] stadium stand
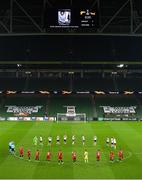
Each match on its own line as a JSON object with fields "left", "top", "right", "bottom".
{"left": 73, "top": 77, "right": 115, "bottom": 91}
{"left": 0, "top": 93, "right": 142, "bottom": 121}
{"left": 0, "top": 78, "right": 27, "bottom": 91}
{"left": 115, "top": 77, "right": 142, "bottom": 91}
{"left": 0, "top": 78, "right": 70, "bottom": 91}
{"left": 48, "top": 95, "right": 94, "bottom": 120}
{"left": 1, "top": 76, "right": 142, "bottom": 92}
{"left": 0, "top": 94, "right": 94, "bottom": 120}
{"left": 0, "top": 0, "right": 142, "bottom": 122}
{"left": 0, "top": 95, "right": 47, "bottom": 118}
{"left": 95, "top": 95, "right": 142, "bottom": 120}
{"left": 28, "top": 78, "right": 70, "bottom": 91}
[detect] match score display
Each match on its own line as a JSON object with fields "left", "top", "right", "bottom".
{"left": 45, "top": 8, "right": 99, "bottom": 29}
{"left": 80, "top": 9, "right": 97, "bottom": 27}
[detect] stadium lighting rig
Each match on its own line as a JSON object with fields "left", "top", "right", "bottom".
{"left": 17, "top": 64, "right": 22, "bottom": 67}
{"left": 117, "top": 64, "right": 124, "bottom": 68}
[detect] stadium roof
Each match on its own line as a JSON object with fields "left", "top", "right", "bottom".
{"left": 0, "top": 1, "right": 142, "bottom": 75}
{"left": 0, "top": 0, "right": 142, "bottom": 34}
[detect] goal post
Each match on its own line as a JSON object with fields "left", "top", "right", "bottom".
{"left": 56, "top": 106, "right": 87, "bottom": 122}
{"left": 57, "top": 113, "right": 87, "bottom": 122}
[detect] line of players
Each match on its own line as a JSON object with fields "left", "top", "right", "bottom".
{"left": 9, "top": 138, "right": 122, "bottom": 164}
{"left": 18, "top": 147, "right": 123, "bottom": 164}
{"left": 33, "top": 135, "right": 117, "bottom": 148}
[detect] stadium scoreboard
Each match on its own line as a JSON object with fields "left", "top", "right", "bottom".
{"left": 45, "top": 8, "right": 99, "bottom": 29}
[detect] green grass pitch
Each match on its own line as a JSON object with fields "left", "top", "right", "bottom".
{"left": 0, "top": 121, "right": 142, "bottom": 179}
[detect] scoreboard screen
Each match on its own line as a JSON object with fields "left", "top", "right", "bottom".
{"left": 80, "top": 9, "right": 97, "bottom": 27}
{"left": 45, "top": 8, "right": 99, "bottom": 30}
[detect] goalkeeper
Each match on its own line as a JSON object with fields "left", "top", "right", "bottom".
{"left": 33, "top": 136, "right": 38, "bottom": 146}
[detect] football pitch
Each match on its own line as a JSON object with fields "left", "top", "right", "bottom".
{"left": 0, "top": 121, "right": 142, "bottom": 179}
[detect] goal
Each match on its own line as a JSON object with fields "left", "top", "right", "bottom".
{"left": 57, "top": 113, "right": 86, "bottom": 122}
{"left": 56, "top": 106, "right": 86, "bottom": 122}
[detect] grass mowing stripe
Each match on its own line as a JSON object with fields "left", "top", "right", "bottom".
{"left": 0, "top": 122, "right": 33, "bottom": 163}
{"left": 0, "top": 121, "right": 142, "bottom": 179}
{"left": 32, "top": 122, "right": 55, "bottom": 179}
{"left": 16, "top": 122, "right": 52, "bottom": 179}
{"left": 0, "top": 121, "right": 35, "bottom": 179}
{"left": 69, "top": 122, "right": 115, "bottom": 179}
{"left": 107, "top": 121, "right": 142, "bottom": 178}
{"left": 0, "top": 122, "right": 18, "bottom": 167}
{"left": 88, "top": 122, "right": 116, "bottom": 179}
{"left": 0, "top": 121, "right": 16, "bottom": 135}
{"left": 32, "top": 122, "right": 74, "bottom": 179}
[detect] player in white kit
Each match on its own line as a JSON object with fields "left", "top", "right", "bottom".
{"left": 72, "top": 135, "right": 75, "bottom": 145}
{"left": 94, "top": 135, "right": 97, "bottom": 145}
{"left": 111, "top": 137, "right": 114, "bottom": 148}
{"left": 48, "top": 136, "right": 52, "bottom": 146}
{"left": 82, "top": 135, "right": 85, "bottom": 145}
{"left": 113, "top": 138, "right": 117, "bottom": 149}
{"left": 39, "top": 136, "right": 43, "bottom": 145}
{"left": 106, "top": 137, "right": 109, "bottom": 146}
{"left": 63, "top": 135, "right": 67, "bottom": 144}
{"left": 56, "top": 135, "right": 60, "bottom": 144}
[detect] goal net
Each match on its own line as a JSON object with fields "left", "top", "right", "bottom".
{"left": 57, "top": 106, "right": 86, "bottom": 122}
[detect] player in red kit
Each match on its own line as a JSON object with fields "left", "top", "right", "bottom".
{"left": 96, "top": 149, "right": 101, "bottom": 161}
{"left": 58, "top": 150, "right": 63, "bottom": 164}
{"left": 19, "top": 146, "right": 24, "bottom": 158}
{"left": 118, "top": 150, "right": 123, "bottom": 161}
{"left": 35, "top": 150, "right": 40, "bottom": 161}
{"left": 110, "top": 151, "right": 114, "bottom": 162}
{"left": 27, "top": 149, "right": 31, "bottom": 161}
{"left": 72, "top": 151, "right": 76, "bottom": 163}
{"left": 46, "top": 151, "right": 51, "bottom": 162}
